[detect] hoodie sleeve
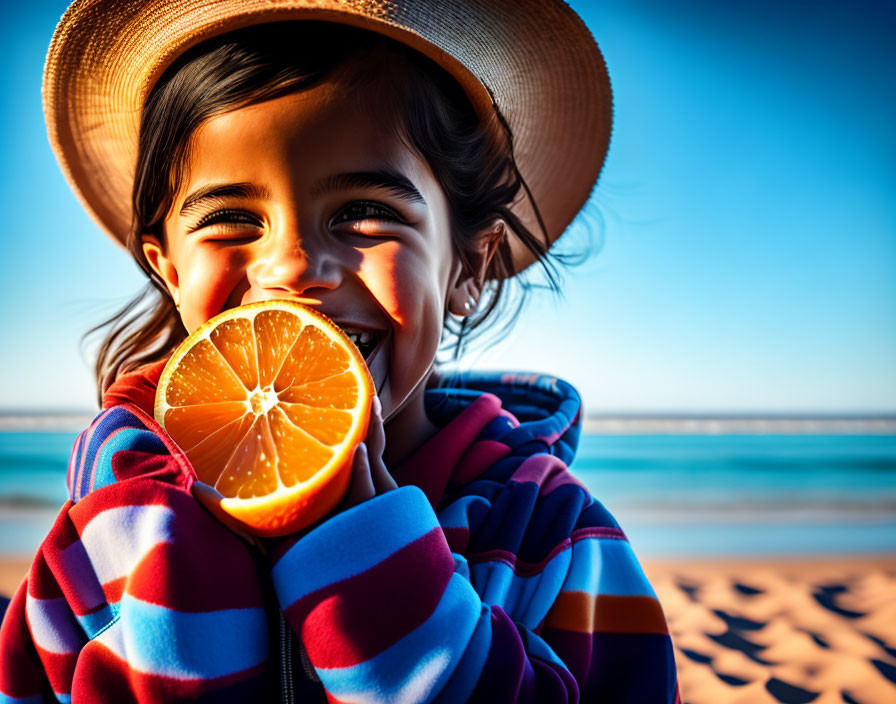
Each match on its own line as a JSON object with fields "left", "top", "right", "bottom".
{"left": 0, "top": 406, "right": 273, "bottom": 703}
{"left": 269, "top": 465, "right": 681, "bottom": 703}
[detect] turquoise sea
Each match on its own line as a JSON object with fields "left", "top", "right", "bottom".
{"left": 1, "top": 431, "right": 895, "bottom": 557}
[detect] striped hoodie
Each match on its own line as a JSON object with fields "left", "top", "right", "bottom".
{"left": 0, "top": 361, "right": 680, "bottom": 702}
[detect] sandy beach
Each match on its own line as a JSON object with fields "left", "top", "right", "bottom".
{"left": 643, "top": 556, "right": 896, "bottom": 704}
{"left": 1, "top": 554, "right": 893, "bottom": 702}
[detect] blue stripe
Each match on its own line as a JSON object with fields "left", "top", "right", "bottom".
{"left": 479, "top": 415, "right": 516, "bottom": 441}
{"left": 76, "top": 602, "right": 119, "bottom": 640}
{"left": 77, "top": 408, "right": 146, "bottom": 502}
{"left": 0, "top": 693, "right": 45, "bottom": 703}
{"left": 563, "top": 537, "right": 657, "bottom": 598}
{"left": 450, "top": 552, "right": 470, "bottom": 581}
{"left": 319, "top": 573, "right": 483, "bottom": 701}
{"left": 470, "top": 560, "right": 514, "bottom": 607}
{"left": 91, "top": 428, "right": 168, "bottom": 493}
{"left": 504, "top": 549, "right": 572, "bottom": 630}
{"left": 430, "top": 603, "right": 493, "bottom": 704}
{"left": 273, "top": 485, "right": 438, "bottom": 608}
{"left": 116, "top": 594, "right": 267, "bottom": 679}
{"left": 436, "top": 494, "right": 490, "bottom": 530}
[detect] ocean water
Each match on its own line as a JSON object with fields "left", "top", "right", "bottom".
{"left": 1, "top": 431, "right": 895, "bottom": 557}
{"left": 569, "top": 434, "right": 896, "bottom": 557}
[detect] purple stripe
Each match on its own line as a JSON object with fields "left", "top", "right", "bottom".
{"left": 58, "top": 539, "right": 106, "bottom": 615}
{"left": 74, "top": 416, "right": 102, "bottom": 501}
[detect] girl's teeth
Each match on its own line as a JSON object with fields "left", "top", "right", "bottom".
{"left": 347, "top": 331, "right": 374, "bottom": 345}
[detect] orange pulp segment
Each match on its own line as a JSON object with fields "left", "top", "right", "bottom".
{"left": 154, "top": 300, "right": 374, "bottom": 536}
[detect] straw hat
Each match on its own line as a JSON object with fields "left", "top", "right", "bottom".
{"left": 43, "top": 0, "right": 612, "bottom": 277}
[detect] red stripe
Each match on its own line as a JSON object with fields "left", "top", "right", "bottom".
{"left": 128, "top": 541, "right": 264, "bottom": 611}
{"left": 110, "top": 450, "right": 185, "bottom": 486}
{"left": 73, "top": 638, "right": 269, "bottom": 702}
{"left": 441, "top": 526, "right": 470, "bottom": 554}
{"left": 66, "top": 479, "right": 195, "bottom": 534}
{"left": 32, "top": 645, "right": 78, "bottom": 696}
{"left": 453, "top": 439, "right": 511, "bottom": 485}
{"left": 0, "top": 582, "right": 47, "bottom": 698}
{"left": 392, "top": 393, "right": 502, "bottom": 507}
{"left": 27, "top": 548, "right": 66, "bottom": 601}
{"left": 287, "top": 527, "right": 454, "bottom": 669}
{"left": 103, "top": 576, "right": 126, "bottom": 605}
{"left": 573, "top": 526, "right": 628, "bottom": 541}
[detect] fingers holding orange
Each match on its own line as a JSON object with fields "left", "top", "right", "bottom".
{"left": 366, "top": 395, "right": 397, "bottom": 494}
{"left": 325, "top": 396, "right": 394, "bottom": 516}
{"left": 339, "top": 442, "right": 377, "bottom": 510}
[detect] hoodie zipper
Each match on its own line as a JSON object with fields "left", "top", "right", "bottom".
{"left": 279, "top": 610, "right": 295, "bottom": 704}
{"left": 279, "top": 608, "right": 322, "bottom": 703}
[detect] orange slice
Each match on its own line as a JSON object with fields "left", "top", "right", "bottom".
{"left": 154, "top": 300, "right": 374, "bottom": 536}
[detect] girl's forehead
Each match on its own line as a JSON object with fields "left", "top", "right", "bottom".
{"left": 182, "top": 82, "right": 420, "bottom": 191}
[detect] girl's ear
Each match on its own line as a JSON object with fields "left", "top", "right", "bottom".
{"left": 447, "top": 219, "right": 506, "bottom": 317}
{"left": 141, "top": 234, "right": 181, "bottom": 307}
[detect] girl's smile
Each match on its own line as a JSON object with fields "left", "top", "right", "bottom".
{"left": 141, "top": 71, "right": 478, "bottom": 467}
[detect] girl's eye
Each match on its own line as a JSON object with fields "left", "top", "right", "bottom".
{"left": 192, "top": 209, "right": 263, "bottom": 238}
{"left": 331, "top": 202, "right": 405, "bottom": 227}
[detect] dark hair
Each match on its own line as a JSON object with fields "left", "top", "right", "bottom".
{"left": 82, "top": 21, "right": 588, "bottom": 406}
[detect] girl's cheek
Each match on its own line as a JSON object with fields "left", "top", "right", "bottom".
{"left": 388, "top": 247, "right": 444, "bottom": 344}
{"left": 360, "top": 242, "right": 407, "bottom": 320}
{"left": 181, "top": 248, "right": 246, "bottom": 323}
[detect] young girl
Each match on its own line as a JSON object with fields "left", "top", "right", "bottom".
{"left": 1, "top": 1, "right": 680, "bottom": 701}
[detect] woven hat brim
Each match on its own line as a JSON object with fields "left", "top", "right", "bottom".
{"left": 43, "top": 0, "right": 612, "bottom": 278}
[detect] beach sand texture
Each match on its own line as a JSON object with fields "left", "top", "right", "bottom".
{"left": 643, "top": 557, "right": 896, "bottom": 704}
{"left": 1, "top": 555, "right": 894, "bottom": 702}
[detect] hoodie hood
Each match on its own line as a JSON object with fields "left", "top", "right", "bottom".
{"left": 102, "top": 362, "right": 583, "bottom": 510}
{"left": 390, "top": 370, "right": 583, "bottom": 508}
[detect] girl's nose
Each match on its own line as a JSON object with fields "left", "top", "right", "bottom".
{"left": 247, "top": 230, "right": 342, "bottom": 298}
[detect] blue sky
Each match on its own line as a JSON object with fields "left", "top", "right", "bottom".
{"left": 1, "top": 0, "right": 894, "bottom": 414}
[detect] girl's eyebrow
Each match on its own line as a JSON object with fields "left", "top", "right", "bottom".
{"left": 310, "top": 169, "right": 427, "bottom": 207}
{"left": 179, "top": 182, "right": 271, "bottom": 217}
{"left": 179, "top": 169, "right": 427, "bottom": 219}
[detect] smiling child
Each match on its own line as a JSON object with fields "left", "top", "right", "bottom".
{"left": 0, "top": 2, "right": 680, "bottom": 702}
